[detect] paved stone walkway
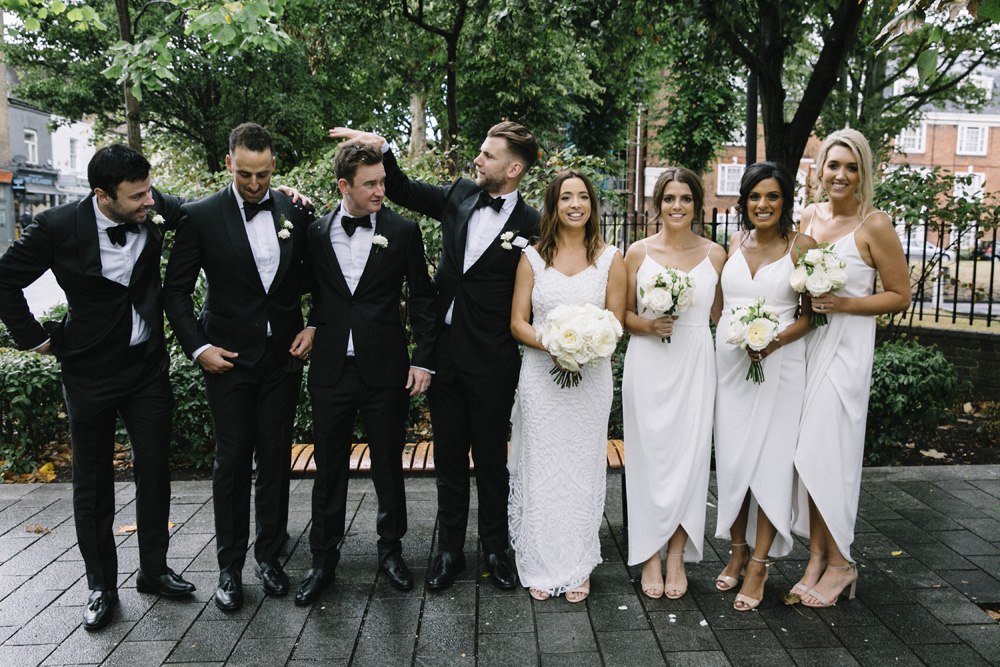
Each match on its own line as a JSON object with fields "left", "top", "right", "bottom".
{"left": 2, "top": 466, "right": 1000, "bottom": 665}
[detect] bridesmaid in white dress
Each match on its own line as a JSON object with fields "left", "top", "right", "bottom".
{"left": 791, "top": 130, "right": 910, "bottom": 608}
{"left": 509, "top": 170, "right": 627, "bottom": 603}
{"left": 714, "top": 162, "right": 816, "bottom": 611}
{"left": 622, "top": 167, "right": 725, "bottom": 600}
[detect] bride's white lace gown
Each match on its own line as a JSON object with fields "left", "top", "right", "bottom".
{"left": 508, "top": 245, "right": 619, "bottom": 596}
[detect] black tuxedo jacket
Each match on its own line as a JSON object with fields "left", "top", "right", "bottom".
{"left": 307, "top": 205, "right": 435, "bottom": 389}
{"left": 0, "top": 189, "right": 183, "bottom": 379}
{"left": 382, "top": 149, "right": 540, "bottom": 380}
{"left": 163, "top": 186, "right": 313, "bottom": 371}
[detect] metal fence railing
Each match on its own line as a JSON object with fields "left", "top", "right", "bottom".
{"left": 599, "top": 205, "right": 999, "bottom": 328}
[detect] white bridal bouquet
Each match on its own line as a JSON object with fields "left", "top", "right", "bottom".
{"left": 789, "top": 244, "right": 848, "bottom": 326}
{"left": 725, "top": 297, "right": 780, "bottom": 385}
{"left": 638, "top": 267, "right": 696, "bottom": 343}
{"left": 538, "top": 303, "right": 623, "bottom": 388}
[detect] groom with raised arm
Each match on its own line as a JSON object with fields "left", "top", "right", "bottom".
{"left": 329, "top": 123, "right": 539, "bottom": 591}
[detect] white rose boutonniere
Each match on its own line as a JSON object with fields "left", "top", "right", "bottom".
{"left": 277, "top": 217, "right": 294, "bottom": 240}
{"left": 500, "top": 230, "right": 519, "bottom": 250}
{"left": 372, "top": 234, "right": 388, "bottom": 253}
{"left": 148, "top": 211, "right": 165, "bottom": 226}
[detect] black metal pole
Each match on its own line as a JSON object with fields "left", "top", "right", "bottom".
{"left": 746, "top": 73, "right": 758, "bottom": 167}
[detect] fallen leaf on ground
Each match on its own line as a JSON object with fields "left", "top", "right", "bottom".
{"left": 25, "top": 524, "right": 50, "bottom": 534}
{"left": 964, "top": 402, "right": 975, "bottom": 414}
{"left": 891, "top": 550, "right": 903, "bottom": 556}
{"left": 920, "top": 449, "right": 947, "bottom": 459}
{"left": 937, "top": 424, "right": 955, "bottom": 430}
{"left": 117, "top": 524, "right": 137, "bottom": 534}
{"left": 781, "top": 592, "right": 800, "bottom": 605}
{"left": 987, "top": 609, "right": 1000, "bottom": 622}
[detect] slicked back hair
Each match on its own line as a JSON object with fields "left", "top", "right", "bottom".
{"left": 88, "top": 144, "right": 151, "bottom": 199}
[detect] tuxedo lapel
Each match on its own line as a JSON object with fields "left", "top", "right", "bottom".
{"left": 354, "top": 210, "right": 390, "bottom": 293}
{"left": 452, "top": 192, "right": 480, "bottom": 272}
{"left": 465, "top": 195, "right": 526, "bottom": 275}
{"left": 317, "top": 209, "right": 352, "bottom": 297}
{"left": 130, "top": 216, "right": 163, "bottom": 287}
{"left": 270, "top": 191, "right": 293, "bottom": 294}
{"left": 76, "top": 196, "right": 104, "bottom": 279}
{"left": 221, "top": 187, "right": 266, "bottom": 293}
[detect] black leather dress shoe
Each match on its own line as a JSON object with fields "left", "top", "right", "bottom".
{"left": 380, "top": 553, "right": 414, "bottom": 591}
{"left": 215, "top": 573, "right": 244, "bottom": 611}
{"left": 427, "top": 551, "right": 466, "bottom": 590}
{"left": 254, "top": 560, "right": 290, "bottom": 596}
{"left": 136, "top": 569, "right": 196, "bottom": 597}
{"left": 295, "top": 568, "right": 334, "bottom": 606}
{"left": 485, "top": 551, "right": 518, "bottom": 590}
{"left": 83, "top": 590, "right": 119, "bottom": 631}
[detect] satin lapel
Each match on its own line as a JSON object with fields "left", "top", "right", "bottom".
{"left": 452, "top": 192, "right": 479, "bottom": 272}
{"left": 354, "top": 209, "right": 389, "bottom": 293}
{"left": 76, "top": 195, "right": 104, "bottom": 279}
{"left": 130, "top": 214, "right": 163, "bottom": 286}
{"left": 270, "top": 191, "right": 293, "bottom": 294}
{"left": 465, "top": 196, "right": 525, "bottom": 275}
{"left": 221, "top": 187, "right": 266, "bottom": 293}
{"left": 318, "top": 207, "right": 352, "bottom": 297}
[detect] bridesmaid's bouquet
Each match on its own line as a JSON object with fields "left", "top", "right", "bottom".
{"left": 789, "top": 245, "right": 847, "bottom": 327}
{"left": 725, "top": 297, "right": 780, "bottom": 385}
{"left": 538, "top": 303, "right": 623, "bottom": 388}
{"left": 638, "top": 267, "right": 696, "bottom": 343}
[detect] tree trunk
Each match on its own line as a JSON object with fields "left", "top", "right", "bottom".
{"left": 443, "top": 35, "right": 459, "bottom": 151}
{"left": 114, "top": 0, "right": 142, "bottom": 153}
{"left": 409, "top": 90, "right": 427, "bottom": 156}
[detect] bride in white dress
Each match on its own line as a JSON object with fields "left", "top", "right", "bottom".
{"left": 508, "top": 170, "right": 626, "bottom": 603}
{"left": 714, "top": 162, "right": 816, "bottom": 611}
{"left": 622, "top": 167, "right": 725, "bottom": 600}
{"left": 791, "top": 130, "right": 910, "bottom": 608}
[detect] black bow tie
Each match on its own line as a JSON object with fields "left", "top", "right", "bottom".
{"left": 106, "top": 222, "right": 142, "bottom": 247}
{"left": 341, "top": 214, "right": 373, "bottom": 237}
{"left": 475, "top": 191, "right": 504, "bottom": 213}
{"left": 243, "top": 197, "right": 275, "bottom": 221}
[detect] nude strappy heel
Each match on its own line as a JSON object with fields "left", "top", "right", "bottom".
{"left": 801, "top": 563, "right": 857, "bottom": 608}
{"left": 664, "top": 553, "right": 687, "bottom": 600}
{"left": 715, "top": 542, "right": 748, "bottom": 591}
{"left": 734, "top": 555, "right": 769, "bottom": 612}
{"left": 789, "top": 550, "right": 827, "bottom": 597}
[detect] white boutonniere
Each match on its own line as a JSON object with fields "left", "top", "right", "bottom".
{"left": 500, "top": 230, "right": 519, "bottom": 250}
{"left": 277, "top": 217, "right": 294, "bottom": 240}
{"left": 147, "top": 211, "right": 165, "bottom": 226}
{"left": 372, "top": 234, "right": 388, "bottom": 252}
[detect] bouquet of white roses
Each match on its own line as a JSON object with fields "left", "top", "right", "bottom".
{"left": 789, "top": 244, "right": 847, "bottom": 327}
{"left": 538, "top": 303, "right": 623, "bottom": 388}
{"left": 638, "top": 267, "right": 696, "bottom": 343}
{"left": 725, "top": 297, "right": 780, "bottom": 385}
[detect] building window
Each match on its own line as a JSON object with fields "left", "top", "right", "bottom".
{"left": 971, "top": 74, "right": 994, "bottom": 100}
{"left": 717, "top": 163, "right": 745, "bottom": 196}
{"left": 24, "top": 129, "right": 38, "bottom": 164}
{"left": 897, "top": 123, "right": 926, "bottom": 154}
{"left": 954, "top": 171, "right": 986, "bottom": 200}
{"left": 956, "top": 124, "right": 988, "bottom": 156}
{"left": 69, "top": 138, "right": 78, "bottom": 170}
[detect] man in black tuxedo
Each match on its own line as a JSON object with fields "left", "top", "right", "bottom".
{"left": 328, "top": 122, "right": 540, "bottom": 590}
{"left": 0, "top": 145, "right": 196, "bottom": 630}
{"left": 294, "top": 141, "right": 436, "bottom": 605}
{"left": 163, "top": 123, "right": 314, "bottom": 611}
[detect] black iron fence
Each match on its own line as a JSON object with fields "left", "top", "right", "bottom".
{"left": 599, "top": 205, "right": 999, "bottom": 328}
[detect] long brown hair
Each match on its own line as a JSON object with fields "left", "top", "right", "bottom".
{"left": 536, "top": 170, "right": 603, "bottom": 267}
{"left": 650, "top": 167, "right": 705, "bottom": 228}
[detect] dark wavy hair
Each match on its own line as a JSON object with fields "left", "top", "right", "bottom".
{"left": 536, "top": 170, "right": 602, "bottom": 267}
{"left": 737, "top": 161, "right": 796, "bottom": 237}
{"left": 229, "top": 122, "right": 272, "bottom": 154}
{"left": 88, "top": 144, "right": 150, "bottom": 198}
{"left": 650, "top": 167, "right": 705, "bottom": 228}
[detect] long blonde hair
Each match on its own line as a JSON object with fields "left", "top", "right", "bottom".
{"left": 814, "top": 128, "right": 875, "bottom": 219}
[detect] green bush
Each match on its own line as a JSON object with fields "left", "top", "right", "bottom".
{"left": 0, "top": 348, "right": 66, "bottom": 473}
{"left": 865, "top": 339, "right": 964, "bottom": 464}
{"left": 979, "top": 403, "right": 1000, "bottom": 446}
{"left": 608, "top": 334, "right": 629, "bottom": 440}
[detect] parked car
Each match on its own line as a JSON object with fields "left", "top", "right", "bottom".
{"left": 972, "top": 241, "right": 1000, "bottom": 261}
{"left": 900, "top": 237, "right": 954, "bottom": 262}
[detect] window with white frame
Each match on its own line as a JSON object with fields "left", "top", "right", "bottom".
{"left": 971, "top": 74, "right": 994, "bottom": 100}
{"left": 69, "top": 138, "right": 78, "bottom": 170}
{"left": 23, "top": 129, "right": 38, "bottom": 164}
{"left": 717, "top": 163, "right": 745, "bottom": 196}
{"left": 897, "top": 122, "right": 927, "bottom": 154}
{"left": 954, "top": 171, "right": 986, "bottom": 200}
{"left": 957, "top": 124, "right": 988, "bottom": 156}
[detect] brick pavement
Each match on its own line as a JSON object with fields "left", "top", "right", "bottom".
{"left": 1, "top": 466, "right": 1000, "bottom": 665}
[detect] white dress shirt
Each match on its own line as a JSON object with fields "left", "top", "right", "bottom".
{"left": 330, "top": 206, "right": 375, "bottom": 356}
{"left": 192, "top": 185, "right": 280, "bottom": 361}
{"left": 93, "top": 198, "right": 151, "bottom": 346}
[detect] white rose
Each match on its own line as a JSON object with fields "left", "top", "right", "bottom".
{"left": 277, "top": 228, "right": 291, "bottom": 240}
{"left": 745, "top": 318, "right": 778, "bottom": 351}
{"left": 803, "top": 248, "right": 825, "bottom": 266}
{"left": 789, "top": 265, "right": 809, "bottom": 292}
{"left": 569, "top": 313, "right": 599, "bottom": 342}
{"left": 592, "top": 327, "right": 617, "bottom": 358}
{"left": 821, "top": 252, "right": 843, "bottom": 269}
{"left": 643, "top": 287, "right": 674, "bottom": 314}
{"left": 827, "top": 267, "right": 848, "bottom": 290}
{"left": 555, "top": 325, "right": 585, "bottom": 354}
{"left": 805, "top": 271, "right": 833, "bottom": 297}
{"left": 725, "top": 318, "right": 748, "bottom": 346}
{"left": 675, "top": 286, "right": 695, "bottom": 312}
{"left": 557, "top": 353, "right": 581, "bottom": 373}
